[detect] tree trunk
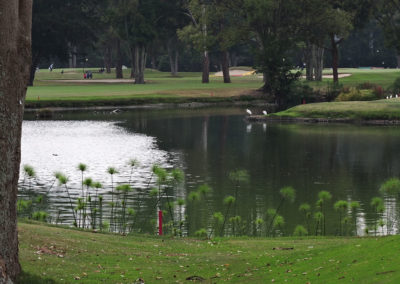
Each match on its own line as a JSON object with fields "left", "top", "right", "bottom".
{"left": 134, "top": 45, "right": 146, "bottom": 84}
{"left": 202, "top": 51, "right": 210, "bottom": 83}
{"left": 314, "top": 46, "right": 324, "bottom": 81}
{"left": 230, "top": 51, "right": 238, "bottom": 67}
{"left": 167, "top": 38, "right": 178, "bottom": 76}
{"left": 104, "top": 46, "right": 112, "bottom": 73}
{"left": 130, "top": 46, "right": 135, "bottom": 79}
{"left": 116, "top": 39, "right": 123, "bottom": 79}
{"left": 151, "top": 55, "right": 157, "bottom": 70}
{"left": 221, "top": 51, "right": 231, "bottom": 83}
{"left": 28, "top": 54, "right": 40, "bottom": 87}
{"left": 305, "top": 43, "right": 314, "bottom": 81}
{"left": 174, "top": 50, "right": 179, "bottom": 75}
{"left": 0, "top": 1, "right": 32, "bottom": 283}
{"left": 330, "top": 34, "right": 339, "bottom": 84}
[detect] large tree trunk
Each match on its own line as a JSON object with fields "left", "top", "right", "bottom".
{"left": 167, "top": 38, "right": 179, "bottom": 77}
{"left": 134, "top": 45, "right": 146, "bottom": 84}
{"left": 330, "top": 34, "right": 339, "bottom": 84}
{"left": 104, "top": 46, "right": 112, "bottom": 73}
{"left": 305, "top": 43, "right": 314, "bottom": 81}
{"left": 314, "top": 46, "right": 324, "bottom": 81}
{"left": 202, "top": 51, "right": 210, "bottom": 83}
{"left": 130, "top": 46, "right": 135, "bottom": 79}
{"left": 28, "top": 53, "right": 40, "bottom": 87}
{"left": 0, "top": 1, "right": 32, "bottom": 283}
{"left": 115, "top": 39, "right": 123, "bottom": 79}
{"left": 68, "top": 43, "right": 77, "bottom": 68}
{"left": 221, "top": 51, "right": 231, "bottom": 83}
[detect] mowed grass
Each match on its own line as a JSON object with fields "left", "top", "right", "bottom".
{"left": 307, "top": 68, "right": 400, "bottom": 89}
{"left": 18, "top": 222, "right": 400, "bottom": 283}
{"left": 273, "top": 99, "right": 400, "bottom": 120}
{"left": 27, "top": 69, "right": 263, "bottom": 106}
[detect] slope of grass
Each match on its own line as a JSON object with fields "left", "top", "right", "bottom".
{"left": 18, "top": 222, "right": 400, "bottom": 283}
{"left": 273, "top": 99, "right": 400, "bottom": 120}
{"left": 27, "top": 69, "right": 263, "bottom": 107}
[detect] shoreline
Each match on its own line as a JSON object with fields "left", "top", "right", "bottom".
{"left": 25, "top": 99, "right": 275, "bottom": 113}
{"left": 247, "top": 115, "right": 400, "bottom": 125}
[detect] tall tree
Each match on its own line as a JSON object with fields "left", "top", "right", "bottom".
{"left": 375, "top": 0, "right": 400, "bottom": 66}
{"left": 0, "top": 1, "right": 32, "bottom": 283}
{"left": 111, "top": 0, "right": 163, "bottom": 84}
{"left": 29, "top": 0, "right": 104, "bottom": 85}
{"left": 179, "top": 0, "right": 216, "bottom": 83}
{"left": 243, "top": 0, "right": 301, "bottom": 108}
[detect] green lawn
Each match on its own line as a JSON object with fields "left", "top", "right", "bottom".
{"left": 27, "top": 69, "right": 263, "bottom": 107}
{"left": 27, "top": 67, "right": 400, "bottom": 109}
{"left": 18, "top": 222, "right": 400, "bottom": 283}
{"left": 306, "top": 68, "right": 400, "bottom": 89}
{"left": 272, "top": 99, "right": 400, "bottom": 120}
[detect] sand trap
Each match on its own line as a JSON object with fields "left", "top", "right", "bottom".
{"left": 42, "top": 79, "right": 135, "bottom": 83}
{"left": 301, "top": 73, "right": 352, "bottom": 79}
{"left": 214, "top": 69, "right": 255, "bottom": 77}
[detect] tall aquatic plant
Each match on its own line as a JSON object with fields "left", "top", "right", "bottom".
{"left": 90, "top": 181, "right": 102, "bottom": 230}
{"left": 57, "top": 174, "right": 77, "bottom": 227}
{"left": 23, "top": 164, "right": 36, "bottom": 190}
{"left": 220, "top": 196, "right": 235, "bottom": 236}
{"left": 228, "top": 169, "right": 249, "bottom": 233}
{"left": 267, "top": 186, "right": 295, "bottom": 236}
{"left": 379, "top": 178, "right": 400, "bottom": 235}
{"left": 317, "top": 191, "right": 332, "bottom": 236}
{"left": 314, "top": 211, "right": 324, "bottom": 236}
{"left": 107, "top": 167, "right": 118, "bottom": 231}
{"left": 116, "top": 184, "right": 133, "bottom": 233}
{"left": 82, "top": 177, "right": 93, "bottom": 229}
{"left": 334, "top": 200, "right": 348, "bottom": 236}
{"left": 299, "top": 203, "right": 311, "bottom": 235}
{"left": 128, "top": 159, "right": 138, "bottom": 185}
{"left": 78, "top": 163, "right": 87, "bottom": 194}
{"left": 371, "top": 197, "right": 385, "bottom": 236}
{"left": 350, "top": 201, "right": 360, "bottom": 236}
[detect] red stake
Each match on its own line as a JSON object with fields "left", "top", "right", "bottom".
{"left": 158, "top": 210, "right": 163, "bottom": 236}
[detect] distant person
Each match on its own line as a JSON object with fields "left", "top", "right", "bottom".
{"left": 49, "top": 63, "right": 54, "bottom": 72}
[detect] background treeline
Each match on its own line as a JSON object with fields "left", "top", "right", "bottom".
{"left": 31, "top": 0, "right": 400, "bottom": 104}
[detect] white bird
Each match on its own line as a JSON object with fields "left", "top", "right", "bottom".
{"left": 262, "top": 110, "right": 268, "bottom": 115}
{"left": 246, "top": 109, "right": 252, "bottom": 115}
{"left": 386, "top": 96, "right": 389, "bottom": 99}
{"left": 390, "top": 95, "right": 393, "bottom": 99}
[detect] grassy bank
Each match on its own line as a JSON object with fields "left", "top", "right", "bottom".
{"left": 18, "top": 222, "right": 400, "bottom": 283}
{"left": 27, "top": 68, "right": 400, "bottom": 108}
{"left": 271, "top": 99, "right": 400, "bottom": 121}
{"left": 26, "top": 69, "right": 263, "bottom": 108}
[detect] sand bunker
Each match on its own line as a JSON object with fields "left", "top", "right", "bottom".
{"left": 214, "top": 69, "right": 255, "bottom": 77}
{"left": 301, "top": 73, "right": 352, "bottom": 79}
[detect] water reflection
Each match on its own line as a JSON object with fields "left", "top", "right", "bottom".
{"left": 19, "top": 108, "right": 400, "bottom": 236}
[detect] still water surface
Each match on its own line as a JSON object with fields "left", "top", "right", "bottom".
{"left": 20, "top": 107, "right": 400, "bottom": 235}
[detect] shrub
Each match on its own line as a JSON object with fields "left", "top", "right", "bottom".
{"left": 392, "top": 77, "right": 400, "bottom": 94}
{"left": 335, "top": 87, "right": 377, "bottom": 101}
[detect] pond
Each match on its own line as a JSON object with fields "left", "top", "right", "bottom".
{"left": 19, "top": 107, "right": 400, "bottom": 236}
